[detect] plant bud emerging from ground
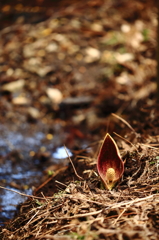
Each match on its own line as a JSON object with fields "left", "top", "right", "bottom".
{"left": 97, "top": 133, "right": 124, "bottom": 190}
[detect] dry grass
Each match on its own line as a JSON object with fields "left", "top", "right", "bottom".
{"left": 1, "top": 141, "right": 159, "bottom": 240}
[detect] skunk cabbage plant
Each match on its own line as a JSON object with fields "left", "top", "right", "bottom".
{"left": 97, "top": 133, "right": 124, "bottom": 190}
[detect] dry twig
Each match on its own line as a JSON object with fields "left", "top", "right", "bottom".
{"left": 112, "top": 113, "right": 135, "bottom": 132}
{"left": 64, "top": 145, "right": 83, "bottom": 180}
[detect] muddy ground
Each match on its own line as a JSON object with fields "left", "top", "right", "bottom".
{"left": 0, "top": 0, "right": 159, "bottom": 239}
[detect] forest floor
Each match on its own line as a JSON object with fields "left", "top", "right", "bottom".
{"left": 0, "top": 0, "right": 159, "bottom": 239}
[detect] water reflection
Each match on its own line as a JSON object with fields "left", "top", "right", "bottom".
{"left": 0, "top": 123, "right": 72, "bottom": 225}
{"left": 52, "top": 146, "right": 72, "bottom": 160}
{"left": 0, "top": 157, "right": 42, "bottom": 226}
{"left": 0, "top": 188, "right": 32, "bottom": 226}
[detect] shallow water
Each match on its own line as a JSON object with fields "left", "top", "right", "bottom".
{"left": 0, "top": 123, "right": 72, "bottom": 225}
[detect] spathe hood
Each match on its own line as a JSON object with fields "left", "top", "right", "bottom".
{"left": 97, "top": 133, "right": 124, "bottom": 190}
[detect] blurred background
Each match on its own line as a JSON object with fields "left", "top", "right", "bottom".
{"left": 0, "top": 0, "right": 157, "bottom": 225}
